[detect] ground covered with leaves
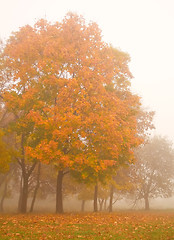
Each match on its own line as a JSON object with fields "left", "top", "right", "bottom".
{"left": 0, "top": 211, "right": 173, "bottom": 239}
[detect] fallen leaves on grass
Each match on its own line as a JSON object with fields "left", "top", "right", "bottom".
{"left": 0, "top": 212, "right": 173, "bottom": 239}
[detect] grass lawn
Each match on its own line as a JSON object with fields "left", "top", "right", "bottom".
{"left": 0, "top": 211, "right": 173, "bottom": 239}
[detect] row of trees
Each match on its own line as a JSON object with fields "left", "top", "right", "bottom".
{"left": 0, "top": 136, "right": 173, "bottom": 212}
{"left": 0, "top": 13, "right": 173, "bottom": 213}
{"left": 77, "top": 136, "right": 174, "bottom": 212}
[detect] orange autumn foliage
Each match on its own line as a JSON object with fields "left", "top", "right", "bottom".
{"left": 2, "top": 13, "right": 142, "bottom": 177}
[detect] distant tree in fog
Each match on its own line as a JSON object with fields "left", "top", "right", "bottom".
{"left": 129, "top": 136, "right": 174, "bottom": 210}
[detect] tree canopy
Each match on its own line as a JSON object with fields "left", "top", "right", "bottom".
{"left": 0, "top": 13, "right": 148, "bottom": 213}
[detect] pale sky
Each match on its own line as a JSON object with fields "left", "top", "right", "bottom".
{"left": 0, "top": 0, "right": 174, "bottom": 142}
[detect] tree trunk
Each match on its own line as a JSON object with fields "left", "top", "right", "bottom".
{"left": 18, "top": 175, "right": 23, "bottom": 212}
{"left": 144, "top": 195, "right": 150, "bottom": 211}
{"left": 0, "top": 180, "right": 8, "bottom": 212}
{"left": 18, "top": 134, "right": 37, "bottom": 213}
{"left": 19, "top": 174, "right": 29, "bottom": 213}
{"left": 30, "top": 162, "right": 41, "bottom": 213}
{"left": 93, "top": 184, "right": 98, "bottom": 212}
{"left": 104, "top": 199, "right": 107, "bottom": 211}
{"left": 56, "top": 170, "right": 64, "bottom": 213}
{"left": 81, "top": 200, "right": 85, "bottom": 212}
{"left": 109, "top": 185, "right": 114, "bottom": 212}
{"left": 99, "top": 199, "right": 104, "bottom": 212}
{"left": 0, "top": 173, "right": 8, "bottom": 189}
{"left": 18, "top": 134, "right": 28, "bottom": 213}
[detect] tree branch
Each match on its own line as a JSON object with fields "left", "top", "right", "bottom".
{"left": 27, "top": 162, "right": 37, "bottom": 177}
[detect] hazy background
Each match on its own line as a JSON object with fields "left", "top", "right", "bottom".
{"left": 0, "top": 0, "right": 174, "bottom": 142}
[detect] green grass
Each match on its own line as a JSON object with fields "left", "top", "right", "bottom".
{"left": 0, "top": 211, "right": 173, "bottom": 239}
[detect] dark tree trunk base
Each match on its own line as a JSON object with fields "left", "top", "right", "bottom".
{"left": 19, "top": 178, "right": 28, "bottom": 214}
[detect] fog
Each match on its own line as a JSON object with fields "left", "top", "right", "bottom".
{"left": 1, "top": 194, "right": 174, "bottom": 214}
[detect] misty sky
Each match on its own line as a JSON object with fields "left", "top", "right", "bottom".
{"left": 0, "top": 0, "right": 174, "bottom": 142}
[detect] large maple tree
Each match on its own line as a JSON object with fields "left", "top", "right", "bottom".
{"left": 1, "top": 13, "right": 143, "bottom": 213}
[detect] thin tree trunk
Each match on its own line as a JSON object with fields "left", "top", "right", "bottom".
{"left": 81, "top": 200, "right": 85, "bottom": 212}
{"left": 109, "top": 185, "right": 114, "bottom": 212}
{"left": 30, "top": 162, "right": 41, "bottom": 213}
{"left": 144, "top": 195, "right": 150, "bottom": 211}
{"left": 18, "top": 134, "right": 28, "bottom": 213}
{"left": 0, "top": 180, "right": 8, "bottom": 212}
{"left": 94, "top": 184, "right": 98, "bottom": 212}
{"left": 104, "top": 199, "right": 107, "bottom": 211}
{"left": 56, "top": 170, "right": 64, "bottom": 213}
{"left": 99, "top": 199, "right": 104, "bottom": 212}
{"left": 18, "top": 175, "right": 23, "bottom": 212}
